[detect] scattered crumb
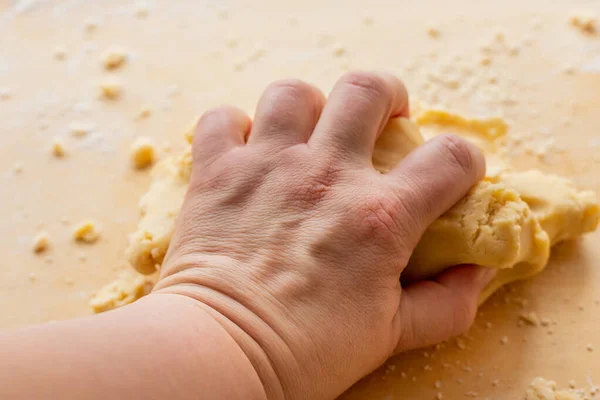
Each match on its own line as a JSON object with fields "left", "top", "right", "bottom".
{"left": 500, "top": 336, "right": 509, "bottom": 345}
{"left": 578, "top": 304, "right": 585, "bottom": 311}
{"left": 363, "top": 16, "right": 374, "bottom": 26}
{"left": 130, "top": 137, "right": 158, "bottom": 169}
{"left": 60, "top": 216, "right": 70, "bottom": 225}
{"left": 434, "top": 380, "right": 442, "bottom": 389}
{"left": 137, "top": 107, "right": 152, "bottom": 119}
{"left": 33, "top": 233, "right": 50, "bottom": 254}
{"left": 84, "top": 18, "right": 98, "bottom": 33}
{"left": 494, "top": 30, "right": 505, "bottom": 42}
{"left": 570, "top": 12, "right": 597, "bottom": 34}
{"left": 51, "top": 139, "right": 67, "bottom": 158}
{"left": 28, "top": 272, "right": 37, "bottom": 282}
{"left": 508, "top": 45, "right": 520, "bottom": 56}
{"left": 569, "top": 380, "right": 577, "bottom": 389}
{"left": 486, "top": 322, "right": 493, "bottom": 329}
{"left": 69, "top": 122, "right": 93, "bottom": 138}
{"left": 134, "top": 1, "right": 149, "bottom": 18}
{"left": 99, "top": 79, "right": 122, "bottom": 100}
{"left": 12, "top": 163, "right": 24, "bottom": 174}
{"left": 332, "top": 43, "right": 346, "bottom": 57}
{"left": 457, "top": 378, "right": 464, "bottom": 384}
{"left": 73, "top": 220, "right": 100, "bottom": 244}
{"left": 564, "top": 65, "right": 576, "bottom": 75}
{"left": 479, "top": 56, "right": 491, "bottom": 66}
{"left": 586, "top": 344, "right": 593, "bottom": 352}
{"left": 436, "top": 393, "right": 443, "bottom": 400}
{"left": 427, "top": 26, "right": 441, "bottom": 38}
{"left": 424, "top": 365, "right": 433, "bottom": 371}
{"left": 456, "top": 339, "right": 467, "bottom": 350}
{"left": 225, "top": 36, "right": 239, "bottom": 48}
{"left": 101, "top": 48, "right": 128, "bottom": 70}
{"left": 519, "top": 312, "right": 540, "bottom": 326}
{"left": 0, "top": 87, "right": 12, "bottom": 100}
{"left": 65, "top": 277, "right": 74, "bottom": 285}
{"left": 217, "top": 8, "right": 229, "bottom": 20}
{"left": 492, "top": 379, "right": 500, "bottom": 387}
{"left": 54, "top": 45, "right": 67, "bottom": 60}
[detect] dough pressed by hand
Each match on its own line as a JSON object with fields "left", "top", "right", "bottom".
{"left": 123, "top": 114, "right": 599, "bottom": 304}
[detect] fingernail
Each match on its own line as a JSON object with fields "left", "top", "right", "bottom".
{"left": 477, "top": 267, "right": 497, "bottom": 286}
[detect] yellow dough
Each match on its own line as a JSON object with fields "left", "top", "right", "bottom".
{"left": 123, "top": 115, "right": 599, "bottom": 304}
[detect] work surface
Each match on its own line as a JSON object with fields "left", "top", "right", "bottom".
{"left": 1, "top": 0, "right": 599, "bottom": 398}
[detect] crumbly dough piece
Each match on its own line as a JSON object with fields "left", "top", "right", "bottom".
{"left": 125, "top": 115, "right": 599, "bottom": 304}
{"left": 89, "top": 270, "right": 155, "bottom": 313}
{"left": 130, "top": 137, "right": 158, "bottom": 169}
{"left": 125, "top": 150, "right": 191, "bottom": 274}
{"left": 525, "top": 377, "right": 584, "bottom": 400}
{"left": 73, "top": 220, "right": 100, "bottom": 243}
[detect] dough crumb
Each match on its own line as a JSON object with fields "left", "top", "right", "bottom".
{"left": 101, "top": 48, "right": 128, "bottom": 70}
{"left": 0, "top": 87, "right": 12, "bottom": 100}
{"left": 479, "top": 56, "right": 492, "bottom": 66}
{"left": 137, "top": 107, "right": 152, "bottom": 119}
{"left": 84, "top": 18, "right": 98, "bottom": 33}
{"left": 586, "top": 344, "right": 593, "bottom": 352}
{"left": 519, "top": 311, "right": 540, "bottom": 326}
{"left": 12, "top": 163, "right": 24, "bottom": 174}
{"left": 99, "top": 79, "right": 122, "bottom": 100}
{"left": 90, "top": 270, "right": 154, "bottom": 313}
{"left": 434, "top": 380, "right": 442, "bottom": 389}
{"left": 33, "top": 233, "right": 50, "bottom": 254}
{"left": 500, "top": 336, "right": 509, "bottom": 345}
{"left": 569, "top": 380, "right": 577, "bottom": 389}
{"left": 73, "top": 220, "right": 100, "bottom": 244}
{"left": 362, "top": 16, "right": 374, "bottom": 26}
{"left": 332, "top": 43, "right": 347, "bottom": 57}
{"left": 51, "top": 139, "right": 67, "bottom": 158}
{"left": 570, "top": 12, "right": 597, "bottom": 34}
{"left": 427, "top": 26, "right": 441, "bottom": 38}
{"left": 28, "top": 272, "right": 37, "bottom": 282}
{"left": 54, "top": 45, "right": 67, "bottom": 60}
{"left": 435, "top": 393, "right": 443, "bottom": 400}
{"left": 525, "top": 377, "right": 584, "bottom": 400}
{"left": 134, "top": 1, "right": 149, "bottom": 18}
{"left": 130, "top": 137, "right": 158, "bottom": 169}
{"left": 424, "top": 364, "right": 433, "bottom": 371}
{"left": 70, "top": 121, "right": 93, "bottom": 138}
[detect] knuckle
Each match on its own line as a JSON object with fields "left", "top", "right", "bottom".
{"left": 198, "top": 106, "right": 237, "bottom": 127}
{"left": 282, "top": 157, "right": 339, "bottom": 207}
{"left": 340, "top": 71, "right": 392, "bottom": 102}
{"left": 354, "top": 193, "right": 403, "bottom": 242}
{"left": 265, "top": 79, "right": 314, "bottom": 103}
{"left": 437, "top": 135, "right": 476, "bottom": 177}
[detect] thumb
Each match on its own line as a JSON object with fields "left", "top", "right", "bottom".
{"left": 393, "top": 265, "right": 496, "bottom": 353}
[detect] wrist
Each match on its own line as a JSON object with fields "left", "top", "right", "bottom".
{"left": 152, "top": 258, "right": 297, "bottom": 400}
{"left": 133, "top": 293, "right": 270, "bottom": 400}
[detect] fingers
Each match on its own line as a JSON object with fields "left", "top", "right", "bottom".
{"left": 393, "top": 265, "right": 497, "bottom": 353}
{"left": 386, "top": 135, "right": 486, "bottom": 249}
{"left": 310, "top": 71, "right": 409, "bottom": 163}
{"left": 193, "top": 106, "right": 252, "bottom": 164}
{"left": 248, "top": 79, "right": 326, "bottom": 148}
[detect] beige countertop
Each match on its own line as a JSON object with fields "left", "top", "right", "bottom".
{"left": 1, "top": 0, "right": 599, "bottom": 398}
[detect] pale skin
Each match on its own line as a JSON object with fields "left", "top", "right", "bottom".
{"left": 0, "top": 71, "right": 495, "bottom": 400}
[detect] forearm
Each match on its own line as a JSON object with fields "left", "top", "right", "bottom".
{"left": 0, "top": 294, "right": 267, "bottom": 400}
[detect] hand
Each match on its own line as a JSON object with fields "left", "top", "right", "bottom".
{"left": 152, "top": 71, "right": 496, "bottom": 400}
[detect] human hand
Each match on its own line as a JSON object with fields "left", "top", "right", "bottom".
{"left": 152, "top": 71, "right": 496, "bottom": 400}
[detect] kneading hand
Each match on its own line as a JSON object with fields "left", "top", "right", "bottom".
{"left": 154, "top": 71, "right": 496, "bottom": 400}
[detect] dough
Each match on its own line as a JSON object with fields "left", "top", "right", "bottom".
{"left": 123, "top": 115, "right": 599, "bottom": 304}
{"left": 525, "top": 377, "right": 586, "bottom": 400}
